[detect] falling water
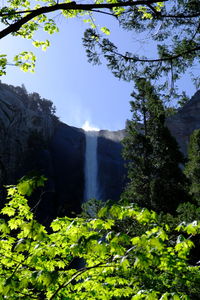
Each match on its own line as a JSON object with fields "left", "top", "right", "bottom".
{"left": 84, "top": 130, "right": 99, "bottom": 201}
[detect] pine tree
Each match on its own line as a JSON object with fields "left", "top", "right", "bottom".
{"left": 122, "top": 79, "right": 188, "bottom": 214}
{"left": 184, "top": 129, "right": 200, "bottom": 206}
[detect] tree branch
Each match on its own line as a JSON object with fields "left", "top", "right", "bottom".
{"left": 115, "top": 45, "right": 200, "bottom": 63}
{"left": 118, "top": 9, "right": 200, "bottom": 19}
{"left": 0, "top": 0, "right": 167, "bottom": 39}
{"left": 144, "top": 6, "right": 200, "bottom": 19}
{"left": 49, "top": 262, "right": 113, "bottom": 300}
{"left": 160, "top": 12, "right": 200, "bottom": 19}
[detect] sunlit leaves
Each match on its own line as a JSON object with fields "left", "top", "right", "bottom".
{"left": 83, "top": 17, "right": 96, "bottom": 29}
{"left": 176, "top": 220, "right": 200, "bottom": 235}
{"left": 138, "top": 6, "right": 153, "bottom": 20}
{"left": 14, "top": 51, "right": 36, "bottom": 72}
{"left": 100, "top": 26, "right": 110, "bottom": 35}
{"left": 43, "top": 19, "right": 59, "bottom": 34}
{"left": 33, "top": 39, "right": 50, "bottom": 50}
{"left": 1, "top": 206, "right": 16, "bottom": 217}
{"left": 17, "top": 175, "right": 47, "bottom": 195}
{"left": 0, "top": 54, "right": 7, "bottom": 75}
{"left": 16, "top": 21, "right": 39, "bottom": 39}
{"left": 1, "top": 0, "right": 197, "bottom": 94}
{"left": 155, "top": 2, "right": 165, "bottom": 12}
{"left": 8, "top": 0, "right": 31, "bottom": 9}
{"left": 112, "top": 6, "right": 125, "bottom": 16}
{"left": 0, "top": 178, "right": 199, "bottom": 299}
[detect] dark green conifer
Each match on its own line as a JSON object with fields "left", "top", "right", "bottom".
{"left": 122, "top": 79, "right": 188, "bottom": 214}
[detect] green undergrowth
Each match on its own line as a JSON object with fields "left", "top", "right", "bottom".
{"left": 0, "top": 177, "right": 199, "bottom": 299}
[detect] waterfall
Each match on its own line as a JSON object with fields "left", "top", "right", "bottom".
{"left": 84, "top": 130, "right": 99, "bottom": 201}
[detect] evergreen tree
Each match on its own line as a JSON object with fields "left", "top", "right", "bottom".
{"left": 184, "top": 129, "right": 200, "bottom": 206}
{"left": 122, "top": 79, "right": 188, "bottom": 214}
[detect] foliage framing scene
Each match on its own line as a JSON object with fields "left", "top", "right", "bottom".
{"left": 0, "top": 0, "right": 200, "bottom": 299}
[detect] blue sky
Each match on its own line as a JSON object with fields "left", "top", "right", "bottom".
{"left": 0, "top": 12, "right": 197, "bottom": 130}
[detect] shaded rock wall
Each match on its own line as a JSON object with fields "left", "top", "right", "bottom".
{"left": 49, "top": 123, "right": 85, "bottom": 216}
{"left": 15, "top": 123, "right": 85, "bottom": 224}
{"left": 166, "top": 90, "right": 200, "bottom": 156}
{"left": 0, "top": 83, "right": 55, "bottom": 185}
{"left": 97, "top": 130, "right": 126, "bottom": 201}
{"left": 0, "top": 82, "right": 86, "bottom": 223}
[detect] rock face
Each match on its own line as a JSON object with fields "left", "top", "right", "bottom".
{"left": 0, "top": 83, "right": 55, "bottom": 186}
{"left": 0, "top": 82, "right": 126, "bottom": 223}
{"left": 98, "top": 130, "right": 126, "bottom": 201}
{"left": 0, "top": 81, "right": 86, "bottom": 222}
{"left": 1, "top": 82, "right": 200, "bottom": 223}
{"left": 166, "top": 90, "right": 200, "bottom": 156}
{"left": 49, "top": 123, "right": 85, "bottom": 217}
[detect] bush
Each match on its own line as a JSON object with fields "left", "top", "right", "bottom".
{"left": 0, "top": 178, "right": 199, "bottom": 299}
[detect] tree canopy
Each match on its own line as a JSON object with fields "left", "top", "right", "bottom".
{"left": 0, "top": 0, "right": 199, "bottom": 103}
{"left": 83, "top": 0, "right": 200, "bottom": 101}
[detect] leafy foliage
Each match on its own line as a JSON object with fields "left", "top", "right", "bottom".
{"left": 0, "top": 0, "right": 165, "bottom": 74}
{"left": 0, "top": 0, "right": 199, "bottom": 103}
{"left": 83, "top": 0, "right": 200, "bottom": 101}
{"left": 0, "top": 178, "right": 199, "bottom": 299}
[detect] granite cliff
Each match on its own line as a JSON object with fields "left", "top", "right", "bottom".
{"left": 0, "top": 82, "right": 126, "bottom": 222}
{"left": 0, "top": 82, "right": 200, "bottom": 223}
{"left": 166, "top": 90, "right": 200, "bottom": 156}
{"left": 0, "top": 83, "right": 56, "bottom": 186}
{"left": 98, "top": 129, "right": 126, "bottom": 201}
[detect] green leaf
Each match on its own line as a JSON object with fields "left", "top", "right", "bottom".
{"left": 18, "top": 180, "right": 33, "bottom": 196}
{"left": 1, "top": 206, "right": 15, "bottom": 216}
{"left": 101, "top": 27, "right": 110, "bottom": 35}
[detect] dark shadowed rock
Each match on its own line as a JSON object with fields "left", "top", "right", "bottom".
{"left": 166, "top": 90, "right": 200, "bottom": 156}
{"left": 49, "top": 123, "right": 85, "bottom": 216}
{"left": 97, "top": 130, "right": 126, "bottom": 201}
{"left": 0, "top": 82, "right": 55, "bottom": 186}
